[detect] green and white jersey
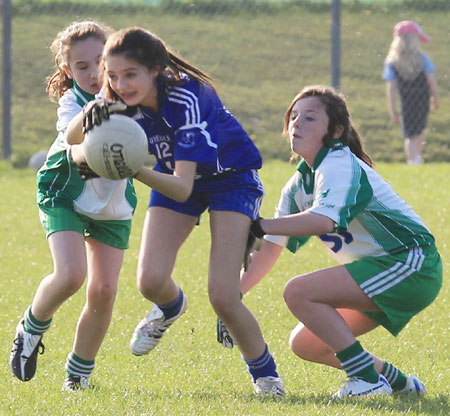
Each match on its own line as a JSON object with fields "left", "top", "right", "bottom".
{"left": 266, "top": 143, "right": 434, "bottom": 263}
{"left": 37, "top": 84, "right": 137, "bottom": 220}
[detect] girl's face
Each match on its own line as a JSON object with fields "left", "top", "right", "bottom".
{"left": 288, "top": 96, "right": 330, "bottom": 166}
{"left": 64, "top": 37, "right": 104, "bottom": 95}
{"left": 105, "top": 54, "right": 159, "bottom": 110}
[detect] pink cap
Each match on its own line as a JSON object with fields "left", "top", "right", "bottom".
{"left": 394, "top": 21, "right": 431, "bottom": 42}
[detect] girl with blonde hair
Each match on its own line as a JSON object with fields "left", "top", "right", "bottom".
{"left": 383, "top": 21, "right": 439, "bottom": 164}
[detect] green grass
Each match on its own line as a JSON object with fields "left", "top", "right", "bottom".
{"left": 0, "top": 161, "right": 449, "bottom": 415}
{"left": 2, "top": 2, "right": 450, "bottom": 166}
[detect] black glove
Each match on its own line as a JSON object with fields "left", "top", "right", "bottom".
{"left": 216, "top": 291, "right": 242, "bottom": 349}
{"left": 243, "top": 217, "right": 265, "bottom": 271}
{"left": 82, "top": 100, "right": 127, "bottom": 133}
{"left": 250, "top": 217, "right": 266, "bottom": 239}
{"left": 77, "top": 161, "right": 99, "bottom": 180}
{"left": 216, "top": 318, "right": 235, "bottom": 349}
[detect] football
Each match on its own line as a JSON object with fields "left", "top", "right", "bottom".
{"left": 28, "top": 150, "right": 48, "bottom": 171}
{"left": 83, "top": 114, "right": 148, "bottom": 180}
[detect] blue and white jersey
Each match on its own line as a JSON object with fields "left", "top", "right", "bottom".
{"left": 133, "top": 76, "right": 262, "bottom": 179}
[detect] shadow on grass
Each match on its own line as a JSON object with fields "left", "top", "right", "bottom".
{"left": 171, "top": 390, "right": 450, "bottom": 414}
{"left": 283, "top": 392, "right": 450, "bottom": 415}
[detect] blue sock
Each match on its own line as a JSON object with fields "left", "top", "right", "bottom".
{"left": 244, "top": 345, "right": 278, "bottom": 382}
{"left": 158, "top": 288, "right": 184, "bottom": 319}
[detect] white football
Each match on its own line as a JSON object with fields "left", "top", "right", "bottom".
{"left": 83, "top": 114, "right": 148, "bottom": 180}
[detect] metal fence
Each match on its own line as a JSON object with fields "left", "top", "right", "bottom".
{"left": 2, "top": 0, "right": 450, "bottom": 164}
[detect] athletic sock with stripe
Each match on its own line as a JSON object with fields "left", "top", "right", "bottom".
{"left": 23, "top": 305, "right": 52, "bottom": 335}
{"left": 336, "top": 341, "right": 379, "bottom": 383}
{"left": 65, "top": 352, "right": 95, "bottom": 379}
{"left": 244, "top": 344, "right": 279, "bottom": 382}
{"left": 381, "top": 361, "right": 407, "bottom": 391}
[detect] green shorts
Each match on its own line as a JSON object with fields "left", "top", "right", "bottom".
{"left": 39, "top": 206, "right": 132, "bottom": 250}
{"left": 346, "top": 245, "right": 442, "bottom": 336}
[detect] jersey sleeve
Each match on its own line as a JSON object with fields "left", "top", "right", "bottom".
{"left": 168, "top": 85, "right": 218, "bottom": 164}
{"left": 308, "top": 151, "right": 373, "bottom": 231}
{"left": 56, "top": 91, "right": 82, "bottom": 134}
{"left": 265, "top": 170, "right": 310, "bottom": 253}
{"left": 174, "top": 122, "right": 218, "bottom": 163}
{"left": 382, "top": 61, "right": 397, "bottom": 81}
{"left": 422, "top": 52, "right": 436, "bottom": 74}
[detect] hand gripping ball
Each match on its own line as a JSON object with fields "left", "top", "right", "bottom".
{"left": 83, "top": 114, "right": 148, "bottom": 180}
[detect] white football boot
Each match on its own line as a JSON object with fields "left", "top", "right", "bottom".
{"left": 253, "top": 376, "right": 285, "bottom": 398}
{"left": 62, "top": 375, "right": 90, "bottom": 392}
{"left": 396, "top": 374, "right": 426, "bottom": 395}
{"left": 130, "top": 294, "right": 187, "bottom": 356}
{"left": 10, "top": 319, "right": 45, "bottom": 381}
{"left": 334, "top": 374, "right": 392, "bottom": 399}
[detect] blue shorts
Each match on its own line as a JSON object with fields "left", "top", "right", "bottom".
{"left": 148, "top": 169, "right": 264, "bottom": 220}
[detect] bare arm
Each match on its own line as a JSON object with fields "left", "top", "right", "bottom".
{"left": 260, "top": 211, "right": 335, "bottom": 237}
{"left": 240, "top": 239, "right": 284, "bottom": 294}
{"left": 134, "top": 160, "right": 196, "bottom": 203}
{"left": 385, "top": 81, "right": 400, "bottom": 124}
{"left": 70, "top": 143, "right": 86, "bottom": 164}
{"left": 65, "top": 111, "right": 85, "bottom": 145}
{"left": 427, "top": 73, "right": 439, "bottom": 110}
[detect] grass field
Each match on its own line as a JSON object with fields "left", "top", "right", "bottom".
{"left": 0, "top": 160, "right": 448, "bottom": 415}
{"left": 2, "top": 1, "right": 450, "bottom": 166}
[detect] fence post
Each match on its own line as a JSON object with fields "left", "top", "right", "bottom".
{"left": 2, "top": 0, "right": 12, "bottom": 160}
{"left": 331, "top": 0, "right": 341, "bottom": 90}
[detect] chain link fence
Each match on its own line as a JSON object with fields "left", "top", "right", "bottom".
{"left": 2, "top": 0, "right": 450, "bottom": 165}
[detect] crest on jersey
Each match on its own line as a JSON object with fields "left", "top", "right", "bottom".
{"left": 178, "top": 131, "right": 198, "bottom": 149}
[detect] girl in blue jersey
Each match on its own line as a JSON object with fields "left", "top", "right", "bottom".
{"left": 77, "top": 27, "right": 284, "bottom": 397}
{"left": 10, "top": 21, "right": 137, "bottom": 391}
{"left": 241, "top": 85, "right": 442, "bottom": 399}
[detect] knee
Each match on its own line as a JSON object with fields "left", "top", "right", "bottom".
{"left": 283, "top": 276, "right": 309, "bottom": 312}
{"left": 55, "top": 264, "right": 86, "bottom": 296}
{"left": 137, "top": 265, "right": 166, "bottom": 298}
{"left": 288, "top": 324, "right": 319, "bottom": 362}
{"left": 288, "top": 324, "right": 308, "bottom": 359}
{"left": 87, "top": 280, "right": 117, "bottom": 309}
{"left": 209, "top": 290, "right": 234, "bottom": 319}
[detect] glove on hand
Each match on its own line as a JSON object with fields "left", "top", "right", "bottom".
{"left": 250, "top": 217, "right": 266, "bottom": 239}
{"left": 243, "top": 217, "right": 265, "bottom": 271}
{"left": 77, "top": 161, "right": 99, "bottom": 180}
{"left": 82, "top": 100, "right": 127, "bottom": 133}
{"left": 216, "top": 317, "right": 235, "bottom": 349}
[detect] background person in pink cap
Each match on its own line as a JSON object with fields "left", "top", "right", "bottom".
{"left": 383, "top": 21, "right": 439, "bottom": 165}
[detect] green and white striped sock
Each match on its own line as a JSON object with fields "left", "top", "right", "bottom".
{"left": 65, "top": 352, "right": 95, "bottom": 379}
{"left": 381, "top": 361, "right": 407, "bottom": 391}
{"left": 23, "top": 305, "right": 52, "bottom": 335}
{"left": 336, "top": 341, "right": 379, "bottom": 383}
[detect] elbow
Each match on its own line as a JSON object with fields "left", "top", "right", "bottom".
{"left": 173, "top": 194, "right": 190, "bottom": 203}
{"left": 172, "top": 186, "right": 193, "bottom": 203}
{"left": 319, "top": 217, "right": 336, "bottom": 234}
{"left": 67, "top": 137, "right": 79, "bottom": 145}
{"left": 66, "top": 131, "right": 84, "bottom": 145}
